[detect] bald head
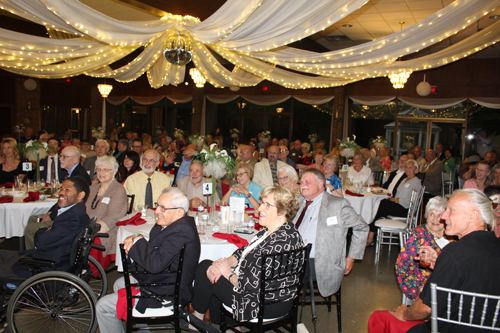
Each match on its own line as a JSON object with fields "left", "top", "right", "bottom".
{"left": 425, "top": 149, "right": 437, "bottom": 163}
{"left": 60, "top": 146, "right": 81, "bottom": 171}
{"left": 240, "top": 145, "right": 253, "bottom": 162}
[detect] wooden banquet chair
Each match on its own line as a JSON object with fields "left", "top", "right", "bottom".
{"left": 127, "top": 194, "right": 135, "bottom": 214}
{"left": 373, "top": 171, "right": 384, "bottom": 187}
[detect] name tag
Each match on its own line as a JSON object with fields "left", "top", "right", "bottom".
{"left": 39, "top": 166, "right": 44, "bottom": 171}
{"left": 102, "top": 197, "right": 110, "bottom": 204}
{"left": 326, "top": 216, "right": 338, "bottom": 226}
{"left": 436, "top": 237, "right": 450, "bottom": 249}
{"left": 404, "top": 182, "right": 410, "bottom": 188}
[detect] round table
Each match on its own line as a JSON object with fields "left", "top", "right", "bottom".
{"left": 0, "top": 191, "right": 55, "bottom": 238}
{"left": 344, "top": 187, "right": 390, "bottom": 224}
{"left": 114, "top": 210, "right": 255, "bottom": 271}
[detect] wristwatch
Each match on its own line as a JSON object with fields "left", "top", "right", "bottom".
{"left": 246, "top": 193, "right": 252, "bottom": 199}
{"left": 131, "top": 233, "right": 142, "bottom": 242}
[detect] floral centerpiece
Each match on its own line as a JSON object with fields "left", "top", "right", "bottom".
{"left": 14, "top": 124, "right": 25, "bottom": 141}
{"left": 370, "top": 136, "right": 388, "bottom": 149}
{"left": 91, "top": 126, "right": 105, "bottom": 140}
{"left": 309, "top": 133, "right": 318, "bottom": 144}
{"left": 339, "top": 135, "right": 360, "bottom": 158}
{"left": 404, "top": 135, "right": 415, "bottom": 149}
{"left": 173, "top": 128, "right": 185, "bottom": 139}
{"left": 198, "top": 143, "right": 236, "bottom": 222}
{"left": 230, "top": 128, "right": 240, "bottom": 139}
{"left": 188, "top": 133, "right": 206, "bottom": 150}
{"left": 260, "top": 130, "right": 271, "bottom": 144}
{"left": 17, "top": 140, "right": 49, "bottom": 181}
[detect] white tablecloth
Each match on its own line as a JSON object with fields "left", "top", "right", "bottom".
{"left": 0, "top": 192, "right": 56, "bottom": 238}
{"left": 344, "top": 187, "right": 390, "bottom": 224}
{"left": 115, "top": 210, "right": 255, "bottom": 271}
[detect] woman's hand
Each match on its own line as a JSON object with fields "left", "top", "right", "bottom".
{"left": 416, "top": 245, "right": 438, "bottom": 270}
{"left": 207, "top": 258, "right": 233, "bottom": 283}
{"left": 231, "top": 185, "right": 249, "bottom": 196}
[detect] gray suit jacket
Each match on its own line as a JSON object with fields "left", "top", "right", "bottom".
{"left": 423, "top": 159, "right": 445, "bottom": 196}
{"left": 294, "top": 193, "right": 368, "bottom": 297}
{"left": 366, "top": 158, "right": 383, "bottom": 172}
{"left": 82, "top": 155, "right": 97, "bottom": 180}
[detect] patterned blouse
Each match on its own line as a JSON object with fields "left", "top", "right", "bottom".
{"left": 231, "top": 221, "right": 304, "bottom": 321}
{"left": 395, "top": 225, "right": 452, "bottom": 301}
{"left": 380, "top": 156, "right": 392, "bottom": 171}
{"left": 326, "top": 174, "right": 342, "bottom": 190}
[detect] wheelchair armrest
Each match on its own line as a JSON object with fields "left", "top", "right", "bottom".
{"left": 91, "top": 243, "right": 106, "bottom": 251}
{"left": 95, "top": 233, "right": 109, "bottom": 238}
{"left": 18, "top": 257, "right": 56, "bottom": 268}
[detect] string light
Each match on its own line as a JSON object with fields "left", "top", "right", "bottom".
{"left": 189, "top": 68, "right": 206, "bottom": 88}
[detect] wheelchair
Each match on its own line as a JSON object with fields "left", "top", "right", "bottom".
{"left": 1, "top": 217, "right": 108, "bottom": 333}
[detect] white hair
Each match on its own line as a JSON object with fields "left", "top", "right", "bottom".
{"left": 95, "top": 155, "right": 119, "bottom": 174}
{"left": 425, "top": 196, "right": 447, "bottom": 217}
{"left": 278, "top": 164, "right": 298, "bottom": 183}
{"left": 95, "top": 139, "right": 110, "bottom": 149}
{"left": 454, "top": 189, "right": 495, "bottom": 227}
{"left": 161, "top": 187, "right": 189, "bottom": 214}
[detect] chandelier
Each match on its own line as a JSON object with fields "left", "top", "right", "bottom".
{"left": 189, "top": 68, "right": 206, "bottom": 88}
{"left": 389, "top": 71, "right": 412, "bottom": 89}
{"left": 97, "top": 84, "right": 113, "bottom": 98}
{"left": 163, "top": 30, "right": 193, "bottom": 66}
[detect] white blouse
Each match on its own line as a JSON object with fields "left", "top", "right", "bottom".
{"left": 348, "top": 165, "right": 374, "bottom": 185}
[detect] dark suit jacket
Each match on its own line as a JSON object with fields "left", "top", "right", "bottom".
{"left": 12, "top": 202, "right": 89, "bottom": 277}
{"left": 128, "top": 215, "right": 201, "bottom": 312}
{"left": 69, "top": 163, "right": 92, "bottom": 185}
{"left": 35, "top": 155, "right": 67, "bottom": 182}
{"left": 382, "top": 171, "right": 407, "bottom": 196}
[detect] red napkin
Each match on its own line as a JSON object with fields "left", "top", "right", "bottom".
{"left": 116, "top": 287, "right": 140, "bottom": 321}
{"left": 0, "top": 182, "right": 14, "bottom": 187}
{"left": 23, "top": 192, "right": 40, "bottom": 202}
{"left": 212, "top": 232, "right": 249, "bottom": 249}
{"left": 115, "top": 213, "right": 146, "bottom": 226}
{"left": 0, "top": 196, "right": 13, "bottom": 203}
{"left": 345, "top": 189, "right": 364, "bottom": 197}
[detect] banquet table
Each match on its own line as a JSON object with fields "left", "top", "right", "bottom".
{"left": 115, "top": 210, "right": 255, "bottom": 271}
{"left": 0, "top": 190, "right": 56, "bottom": 238}
{"left": 344, "top": 186, "right": 390, "bottom": 224}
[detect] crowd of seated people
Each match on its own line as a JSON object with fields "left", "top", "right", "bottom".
{"left": 2, "top": 126, "right": 500, "bottom": 332}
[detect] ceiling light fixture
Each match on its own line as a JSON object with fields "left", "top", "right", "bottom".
{"left": 189, "top": 68, "right": 206, "bottom": 88}
{"left": 163, "top": 30, "right": 193, "bottom": 66}
{"left": 342, "top": 24, "right": 353, "bottom": 28}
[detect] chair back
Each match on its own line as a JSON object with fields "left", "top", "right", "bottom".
{"left": 416, "top": 172, "right": 426, "bottom": 183}
{"left": 127, "top": 194, "right": 135, "bottom": 214}
{"left": 119, "top": 243, "right": 186, "bottom": 331}
{"left": 458, "top": 177, "right": 466, "bottom": 189}
{"left": 373, "top": 171, "right": 384, "bottom": 187}
{"left": 255, "top": 244, "right": 312, "bottom": 327}
{"left": 399, "top": 229, "right": 413, "bottom": 250}
{"left": 441, "top": 172, "right": 454, "bottom": 197}
{"left": 411, "top": 186, "right": 425, "bottom": 229}
{"left": 430, "top": 282, "right": 500, "bottom": 332}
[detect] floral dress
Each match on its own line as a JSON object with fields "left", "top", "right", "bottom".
{"left": 394, "top": 225, "right": 451, "bottom": 301}
{"left": 380, "top": 156, "right": 391, "bottom": 171}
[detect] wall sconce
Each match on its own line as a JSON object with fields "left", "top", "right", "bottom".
{"left": 276, "top": 107, "right": 284, "bottom": 113}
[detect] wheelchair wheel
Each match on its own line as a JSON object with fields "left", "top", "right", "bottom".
{"left": 82, "top": 256, "right": 108, "bottom": 299}
{"left": 7, "top": 271, "right": 98, "bottom": 333}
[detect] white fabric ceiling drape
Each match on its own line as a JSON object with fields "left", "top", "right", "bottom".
{"left": 1, "top": 0, "right": 499, "bottom": 89}
{"left": 469, "top": 98, "right": 500, "bottom": 109}
{"left": 350, "top": 96, "right": 396, "bottom": 106}
{"left": 398, "top": 97, "right": 467, "bottom": 109}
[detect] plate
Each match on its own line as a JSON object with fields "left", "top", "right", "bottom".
{"left": 44, "top": 198, "right": 59, "bottom": 201}
{"left": 10, "top": 191, "right": 26, "bottom": 197}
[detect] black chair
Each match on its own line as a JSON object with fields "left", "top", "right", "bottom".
{"left": 300, "top": 261, "right": 342, "bottom": 333}
{"left": 119, "top": 243, "right": 186, "bottom": 333}
{"left": 127, "top": 194, "right": 135, "bottom": 214}
{"left": 416, "top": 172, "right": 426, "bottom": 183}
{"left": 220, "top": 244, "right": 311, "bottom": 333}
{"left": 373, "top": 171, "right": 384, "bottom": 187}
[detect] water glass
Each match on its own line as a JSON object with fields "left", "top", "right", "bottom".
{"left": 197, "top": 221, "right": 207, "bottom": 235}
{"left": 233, "top": 210, "right": 244, "bottom": 224}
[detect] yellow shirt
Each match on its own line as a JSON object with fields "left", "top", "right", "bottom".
{"left": 124, "top": 170, "right": 171, "bottom": 211}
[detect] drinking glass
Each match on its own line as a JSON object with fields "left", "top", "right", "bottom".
{"left": 419, "top": 249, "right": 430, "bottom": 268}
{"left": 233, "top": 210, "right": 244, "bottom": 224}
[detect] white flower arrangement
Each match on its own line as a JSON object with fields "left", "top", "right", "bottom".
{"left": 339, "top": 135, "right": 360, "bottom": 158}
{"left": 173, "top": 128, "right": 185, "bottom": 138}
{"left": 198, "top": 143, "right": 236, "bottom": 179}
{"left": 14, "top": 124, "right": 25, "bottom": 132}
{"left": 91, "top": 126, "right": 105, "bottom": 139}
{"left": 188, "top": 133, "right": 206, "bottom": 149}
{"left": 230, "top": 128, "right": 240, "bottom": 139}
{"left": 371, "top": 136, "right": 387, "bottom": 149}
{"left": 260, "top": 130, "right": 271, "bottom": 144}
{"left": 404, "top": 135, "right": 415, "bottom": 148}
{"left": 309, "top": 133, "right": 318, "bottom": 144}
{"left": 17, "top": 140, "right": 48, "bottom": 161}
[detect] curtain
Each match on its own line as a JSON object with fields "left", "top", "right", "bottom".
{"left": 350, "top": 96, "right": 396, "bottom": 106}
{"left": 398, "top": 97, "right": 467, "bottom": 109}
{"left": 469, "top": 97, "right": 500, "bottom": 109}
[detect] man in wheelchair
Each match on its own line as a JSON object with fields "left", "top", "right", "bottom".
{"left": 0, "top": 176, "right": 90, "bottom": 317}
{"left": 96, "top": 187, "right": 201, "bottom": 333}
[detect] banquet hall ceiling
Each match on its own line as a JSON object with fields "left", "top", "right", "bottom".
{"left": 83, "top": 0, "right": 500, "bottom": 58}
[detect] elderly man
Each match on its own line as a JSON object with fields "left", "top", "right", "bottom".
{"left": 96, "top": 187, "right": 201, "bottom": 333}
{"left": 124, "top": 149, "right": 171, "bottom": 211}
{"left": 361, "top": 148, "right": 383, "bottom": 172}
{"left": 369, "top": 189, "right": 500, "bottom": 333}
{"left": 289, "top": 139, "right": 302, "bottom": 160}
{"left": 278, "top": 145, "right": 297, "bottom": 169}
{"left": 422, "top": 149, "right": 445, "bottom": 197}
{"left": 0, "top": 176, "right": 90, "bottom": 278}
{"left": 177, "top": 160, "right": 220, "bottom": 209}
{"left": 382, "top": 154, "right": 409, "bottom": 195}
{"left": 413, "top": 146, "right": 426, "bottom": 171}
{"left": 83, "top": 139, "right": 110, "bottom": 182}
{"left": 35, "top": 137, "right": 67, "bottom": 183}
{"left": 60, "top": 145, "right": 92, "bottom": 184}
{"left": 237, "top": 145, "right": 257, "bottom": 167}
{"left": 435, "top": 143, "right": 445, "bottom": 160}
{"left": 294, "top": 168, "right": 368, "bottom": 299}
{"left": 20, "top": 127, "right": 33, "bottom": 143}
{"left": 253, "top": 145, "right": 286, "bottom": 188}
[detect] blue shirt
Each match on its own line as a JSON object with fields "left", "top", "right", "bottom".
{"left": 326, "top": 174, "right": 342, "bottom": 190}
{"left": 175, "top": 156, "right": 193, "bottom": 183}
{"left": 230, "top": 181, "right": 262, "bottom": 208}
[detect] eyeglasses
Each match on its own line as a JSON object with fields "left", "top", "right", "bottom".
{"left": 143, "top": 158, "right": 157, "bottom": 164}
{"left": 236, "top": 172, "right": 247, "bottom": 177}
{"left": 60, "top": 155, "right": 76, "bottom": 159}
{"left": 278, "top": 176, "right": 289, "bottom": 182}
{"left": 489, "top": 195, "right": 500, "bottom": 209}
{"left": 259, "top": 199, "right": 278, "bottom": 209}
{"left": 96, "top": 168, "right": 112, "bottom": 173}
{"left": 154, "top": 203, "right": 181, "bottom": 212}
{"left": 132, "top": 145, "right": 142, "bottom": 149}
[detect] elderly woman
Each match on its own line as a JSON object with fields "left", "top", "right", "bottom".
{"left": 379, "top": 147, "right": 391, "bottom": 171}
{"left": 366, "top": 159, "right": 422, "bottom": 246}
{"left": 395, "top": 196, "right": 451, "bottom": 302}
{"left": 278, "top": 164, "right": 300, "bottom": 197}
{"left": 115, "top": 151, "right": 141, "bottom": 184}
{"left": 485, "top": 185, "right": 500, "bottom": 237}
{"left": 463, "top": 160, "right": 492, "bottom": 191}
{"left": 311, "top": 149, "right": 325, "bottom": 171}
{"left": 491, "top": 164, "right": 500, "bottom": 186}
{"left": 221, "top": 162, "right": 262, "bottom": 209}
{"left": 87, "top": 156, "right": 128, "bottom": 266}
{"left": 348, "top": 152, "right": 374, "bottom": 185}
{"left": 191, "top": 185, "right": 304, "bottom": 325}
{"left": 296, "top": 143, "right": 313, "bottom": 165}
{"left": 153, "top": 143, "right": 166, "bottom": 166}
{"left": 0, "top": 138, "right": 25, "bottom": 185}
{"left": 323, "top": 154, "right": 343, "bottom": 197}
